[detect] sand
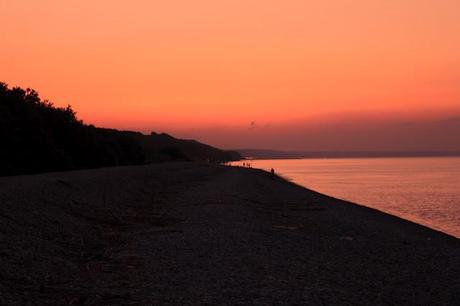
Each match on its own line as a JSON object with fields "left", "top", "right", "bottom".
{"left": 0, "top": 162, "right": 459, "bottom": 305}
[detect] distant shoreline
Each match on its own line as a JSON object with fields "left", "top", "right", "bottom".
{"left": 237, "top": 149, "right": 460, "bottom": 160}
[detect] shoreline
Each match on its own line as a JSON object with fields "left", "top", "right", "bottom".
{"left": 1, "top": 162, "right": 459, "bottom": 304}
{"left": 232, "top": 157, "right": 460, "bottom": 239}
{"left": 234, "top": 163, "right": 460, "bottom": 240}
{"left": 275, "top": 170, "right": 460, "bottom": 240}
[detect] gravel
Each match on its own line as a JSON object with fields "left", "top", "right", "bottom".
{"left": 0, "top": 162, "right": 459, "bottom": 305}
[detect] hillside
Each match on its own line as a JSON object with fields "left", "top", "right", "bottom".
{"left": 0, "top": 83, "right": 240, "bottom": 176}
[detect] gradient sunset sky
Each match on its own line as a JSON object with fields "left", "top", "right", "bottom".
{"left": 2, "top": 1, "right": 460, "bottom": 151}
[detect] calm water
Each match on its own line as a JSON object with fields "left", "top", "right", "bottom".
{"left": 233, "top": 157, "right": 460, "bottom": 238}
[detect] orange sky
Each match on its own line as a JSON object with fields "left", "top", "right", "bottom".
{"left": 2, "top": 1, "right": 460, "bottom": 149}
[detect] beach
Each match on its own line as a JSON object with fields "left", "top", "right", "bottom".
{"left": 1, "top": 162, "right": 459, "bottom": 305}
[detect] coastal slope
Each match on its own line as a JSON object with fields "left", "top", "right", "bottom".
{"left": 0, "top": 163, "right": 459, "bottom": 305}
{"left": 0, "top": 83, "right": 240, "bottom": 177}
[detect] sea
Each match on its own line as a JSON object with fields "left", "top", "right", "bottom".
{"left": 233, "top": 157, "right": 460, "bottom": 238}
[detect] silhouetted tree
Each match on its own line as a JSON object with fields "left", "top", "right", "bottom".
{"left": 0, "top": 82, "right": 241, "bottom": 176}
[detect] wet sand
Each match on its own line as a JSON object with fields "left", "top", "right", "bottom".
{"left": 0, "top": 163, "right": 459, "bottom": 305}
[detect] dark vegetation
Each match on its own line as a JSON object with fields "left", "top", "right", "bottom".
{"left": 0, "top": 83, "right": 240, "bottom": 176}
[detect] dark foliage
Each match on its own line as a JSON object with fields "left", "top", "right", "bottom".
{"left": 138, "top": 132, "right": 242, "bottom": 163}
{"left": 0, "top": 83, "right": 241, "bottom": 176}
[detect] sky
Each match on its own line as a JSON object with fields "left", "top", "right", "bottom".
{"left": 2, "top": 0, "right": 460, "bottom": 151}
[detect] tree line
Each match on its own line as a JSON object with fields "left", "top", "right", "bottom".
{"left": 0, "top": 83, "right": 240, "bottom": 176}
